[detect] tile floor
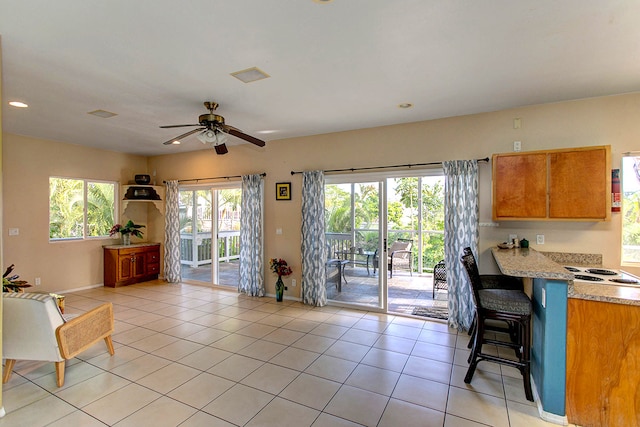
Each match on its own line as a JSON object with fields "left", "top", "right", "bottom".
{"left": 1, "top": 281, "right": 574, "bottom": 427}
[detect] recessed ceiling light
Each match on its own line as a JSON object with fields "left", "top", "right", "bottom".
{"left": 313, "top": 0, "right": 334, "bottom": 3}
{"left": 230, "top": 67, "right": 270, "bottom": 83}
{"left": 87, "top": 109, "right": 117, "bottom": 118}
{"left": 9, "top": 101, "right": 28, "bottom": 108}
{"left": 256, "top": 130, "right": 278, "bottom": 134}
{"left": 398, "top": 103, "right": 413, "bottom": 109}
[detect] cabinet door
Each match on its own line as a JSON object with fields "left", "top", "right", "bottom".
{"left": 118, "top": 255, "right": 133, "bottom": 281}
{"left": 133, "top": 253, "right": 146, "bottom": 278}
{"left": 549, "top": 147, "right": 610, "bottom": 220}
{"left": 493, "top": 153, "right": 548, "bottom": 220}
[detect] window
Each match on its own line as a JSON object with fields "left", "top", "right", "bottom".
{"left": 622, "top": 156, "right": 640, "bottom": 263}
{"left": 49, "top": 177, "right": 116, "bottom": 240}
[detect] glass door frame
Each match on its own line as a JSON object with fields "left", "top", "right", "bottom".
{"left": 325, "top": 167, "right": 444, "bottom": 313}
{"left": 180, "top": 181, "right": 242, "bottom": 286}
{"left": 325, "top": 174, "right": 388, "bottom": 312}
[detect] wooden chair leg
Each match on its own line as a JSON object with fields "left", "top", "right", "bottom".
{"left": 104, "top": 336, "right": 115, "bottom": 355}
{"left": 55, "top": 361, "right": 66, "bottom": 387}
{"left": 3, "top": 359, "right": 16, "bottom": 384}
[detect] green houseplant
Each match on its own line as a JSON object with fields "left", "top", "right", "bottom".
{"left": 3, "top": 264, "right": 31, "bottom": 292}
{"left": 109, "top": 220, "right": 144, "bottom": 245}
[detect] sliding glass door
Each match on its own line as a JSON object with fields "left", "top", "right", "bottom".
{"left": 325, "top": 170, "right": 445, "bottom": 315}
{"left": 179, "top": 184, "right": 241, "bottom": 287}
{"left": 325, "top": 179, "right": 386, "bottom": 310}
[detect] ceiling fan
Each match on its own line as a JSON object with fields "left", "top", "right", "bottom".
{"left": 160, "top": 101, "right": 266, "bottom": 154}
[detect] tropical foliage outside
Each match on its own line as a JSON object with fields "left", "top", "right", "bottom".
{"left": 49, "top": 178, "right": 116, "bottom": 239}
{"left": 622, "top": 157, "right": 640, "bottom": 262}
{"left": 325, "top": 176, "right": 445, "bottom": 273}
{"left": 179, "top": 188, "right": 241, "bottom": 263}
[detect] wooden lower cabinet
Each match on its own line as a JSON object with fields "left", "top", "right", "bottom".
{"left": 566, "top": 298, "right": 640, "bottom": 426}
{"left": 104, "top": 243, "right": 160, "bottom": 287}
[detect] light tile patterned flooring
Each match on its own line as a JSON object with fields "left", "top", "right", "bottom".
{"left": 0, "top": 281, "right": 574, "bottom": 427}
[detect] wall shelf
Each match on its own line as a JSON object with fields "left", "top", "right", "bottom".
{"left": 121, "top": 185, "right": 165, "bottom": 215}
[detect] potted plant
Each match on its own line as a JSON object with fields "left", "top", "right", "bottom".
{"left": 109, "top": 220, "right": 144, "bottom": 245}
{"left": 3, "top": 264, "right": 31, "bottom": 292}
{"left": 269, "top": 258, "right": 292, "bottom": 302}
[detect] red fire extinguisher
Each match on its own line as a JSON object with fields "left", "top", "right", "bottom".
{"left": 612, "top": 169, "right": 621, "bottom": 213}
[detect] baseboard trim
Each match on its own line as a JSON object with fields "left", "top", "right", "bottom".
{"left": 531, "top": 376, "right": 568, "bottom": 425}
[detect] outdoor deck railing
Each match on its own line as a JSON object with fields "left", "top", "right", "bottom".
{"left": 180, "top": 230, "right": 240, "bottom": 267}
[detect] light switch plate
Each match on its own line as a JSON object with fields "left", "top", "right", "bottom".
{"left": 8, "top": 228, "right": 19, "bottom": 236}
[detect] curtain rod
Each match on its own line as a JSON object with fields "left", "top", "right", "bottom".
{"left": 290, "top": 158, "right": 489, "bottom": 175}
{"left": 163, "top": 172, "right": 266, "bottom": 184}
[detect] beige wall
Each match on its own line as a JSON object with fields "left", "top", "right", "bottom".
{"left": 148, "top": 93, "right": 640, "bottom": 298}
{"left": 2, "top": 92, "right": 640, "bottom": 297}
{"left": 2, "top": 134, "right": 147, "bottom": 293}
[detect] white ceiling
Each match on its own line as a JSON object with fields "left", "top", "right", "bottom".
{"left": 1, "top": 0, "right": 639, "bottom": 156}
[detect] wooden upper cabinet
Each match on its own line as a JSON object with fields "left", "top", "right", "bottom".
{"left": 492, "top": 145, "right": 611, "bottom": 221}
{"left": 493, "top": 153, "right": 547, "bottom": 219}
{"left": 549, "top": 147, "right": 610, "bottom": 219}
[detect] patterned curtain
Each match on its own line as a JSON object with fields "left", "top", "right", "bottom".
{"left": 164, "top": 180, "right": 182, "bottom": 283}
{"left": 301, "top": 171, "right": 328, "bottom": 306}
{"left": 239, "top": 174, "right": 264, "bottom": 296}
{"left": 443, "top": 160, "right": 479, "bottom": 331}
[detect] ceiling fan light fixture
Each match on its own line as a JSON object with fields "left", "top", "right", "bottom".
{"left": 197, "top": 129, "right": 218, "bottom": 144}
{"left": 214, "top": 143, "right": 228, "bottom": 155}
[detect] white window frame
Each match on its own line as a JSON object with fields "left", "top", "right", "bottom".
{"left": 49, "top": 176, "right": 119, "bottom": 241}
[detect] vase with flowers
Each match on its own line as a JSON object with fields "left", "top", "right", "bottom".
{"left": 269, "top": 258, "right": 292, "bottom": 302}
{"left": 109, "top": 220, "right": 144, "bottom": 245}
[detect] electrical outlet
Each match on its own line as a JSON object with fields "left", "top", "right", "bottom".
{"left": 513, "top": 141, "right": 522, "bottom": 152}
{"left": 291, "top": 279, "right": 297, "bottom": 287}
{"left": 35, "top": 277, "right": 41, "bottom": 286}
{"left": 536, "top": 234, "right": 545, "bottom": 245}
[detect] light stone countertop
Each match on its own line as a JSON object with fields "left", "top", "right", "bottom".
{"left": 568, "top": 282, "right": 640, "bottom": 306}
{"left": 491, "top": 247, "right": 640, "bottom": 306}
{"left": 102, "top": 242, "right": 160, "bottom": 249}
{"left": 490, "top": 247, "right": 574, "bottom": 280}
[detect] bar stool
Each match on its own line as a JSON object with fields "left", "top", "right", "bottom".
{"left": 462, "top": 248, "right": 524, "bottom": 349}
{"left": 461, "top": 250, "right": 534, "bottom": 401}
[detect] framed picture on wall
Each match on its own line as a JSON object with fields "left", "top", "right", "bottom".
{"left": 276, "top": 182, "right": 291, "bottom": 200}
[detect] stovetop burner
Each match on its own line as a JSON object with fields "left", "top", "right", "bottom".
{"left": 564, "top": 266, "right": 580, "bottom": 272}
{"left": 610, "top": 278, "right": 640, "bottom": 284}
{"left": 574, "top": 274, "right": 604, "bottom": 282}
{"left": 585, "top": 268, "right": 617, "bottom": 276}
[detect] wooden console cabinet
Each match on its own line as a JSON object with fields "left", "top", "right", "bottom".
{"left": 103, "top": 243, "right": 160, "bottom": 287}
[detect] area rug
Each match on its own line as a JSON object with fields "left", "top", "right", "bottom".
{"left": 412, "top": 305, "right": 448, "bottom": 320}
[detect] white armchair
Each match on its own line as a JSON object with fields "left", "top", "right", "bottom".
{"left": 2, "top": 292, "right": 115, "bottom": 387}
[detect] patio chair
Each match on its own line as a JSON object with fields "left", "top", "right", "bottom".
{"left": 2, "top": 292, "right": 115, "bottom": 387}
{"left": 388, "top": 239, "right": 413, "bottom": 278}
{"left": 432, "top": 259, "right": 447, "bottom": 298}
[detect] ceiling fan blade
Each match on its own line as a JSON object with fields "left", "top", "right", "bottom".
{"left": 159, "top": 124, "right": 201, "bottom": 128}
{"left": 162, "top": 127, "right": 204, "bottom": 145}
{"left": 222, "top": 127, "right": 266, "bottom": 147}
